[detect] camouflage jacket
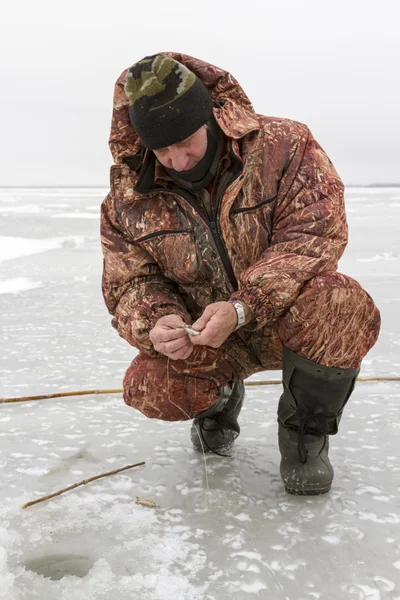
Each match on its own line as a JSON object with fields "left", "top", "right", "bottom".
{"left": 101, "top": 52, "right": 348, "bottom": 355}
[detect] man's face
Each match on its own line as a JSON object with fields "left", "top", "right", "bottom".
{"left": 153, "top": 125, "right": 208, "bottom": 172}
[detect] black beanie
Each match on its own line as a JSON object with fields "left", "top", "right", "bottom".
{"left": 124, "top": 54, "right": 214, "bottom": 150}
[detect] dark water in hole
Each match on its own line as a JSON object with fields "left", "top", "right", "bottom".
{"left": 25, "top": 554, "right": 93, "bottom": 580}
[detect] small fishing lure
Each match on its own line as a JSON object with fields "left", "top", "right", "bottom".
{"left": 172, "top": 325, "right": 201, "bottom": 336}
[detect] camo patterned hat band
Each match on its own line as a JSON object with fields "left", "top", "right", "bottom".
{"left": 124, "top": 54, "right": 214, "bottom": 150}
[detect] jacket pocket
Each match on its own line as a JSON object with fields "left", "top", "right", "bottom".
{"left": 231, "top": 195, "right": 277, "bottom": 215}
{"left": 135, "top": 228, "right": 192, "bottom": 243}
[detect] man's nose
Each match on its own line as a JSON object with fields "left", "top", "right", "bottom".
{"left": 169, "top": 149, "right": 190, "bottom": 171}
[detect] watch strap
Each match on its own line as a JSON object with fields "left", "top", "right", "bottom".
{"left": 229, "top": 300, "right": 246, "bottom": 330}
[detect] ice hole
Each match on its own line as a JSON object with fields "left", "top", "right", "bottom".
{"left": 24, "top": 554, "right": 93, "bottom": 580}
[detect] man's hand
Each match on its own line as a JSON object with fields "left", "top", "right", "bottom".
{"left": 190, "top": 301, "right": 239, "bottom": 348}
{"left": 149, "top": 314, "right": 194, "bottom": 360}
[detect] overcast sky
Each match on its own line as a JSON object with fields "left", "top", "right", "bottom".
{"left": 1, "top": 0, "right": 399, "bottom": 186}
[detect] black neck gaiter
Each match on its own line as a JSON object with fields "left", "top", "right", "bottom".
{"left": 165, "top": 118, "right": 222, "bottom": 190}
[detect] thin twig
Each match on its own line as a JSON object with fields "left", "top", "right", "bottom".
{"left": 2, "top": 377, "right": 399, "bottom": 405}
{"left": 135, "top": 496, "right": 159, "bottom": 508}
{"left": 22, "top": 461, "right": 145, "bottom": 509}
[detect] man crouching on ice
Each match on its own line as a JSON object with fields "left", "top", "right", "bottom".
{"left": 101, "top": 53, "right": 381, "bottom": 495}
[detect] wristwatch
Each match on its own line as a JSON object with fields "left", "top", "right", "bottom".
{"left": 229, "top": 300, "right": 246, "bottom": 331}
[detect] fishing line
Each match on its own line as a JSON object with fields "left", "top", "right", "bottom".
{"left": 166, "top": 356, "right": 210, "bottom": 493}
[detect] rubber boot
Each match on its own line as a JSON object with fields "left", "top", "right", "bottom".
{"left": 190, "top": 380, "right": 244, "bottom": 456}
{"left": 278, "top": 347, "right": 359, "bottom": 495}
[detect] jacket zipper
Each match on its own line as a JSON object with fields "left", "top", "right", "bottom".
{"left": 209, "top": 219, "right": 238, "bottom": 291}
{"left": 231, "top": 195, "right": 277, "bottom": 214}
{"left": 209, "top": 163, "right": 240, "bottom": 291}
{"left": 135, "top": 228, "right": 191, "bottom": 243}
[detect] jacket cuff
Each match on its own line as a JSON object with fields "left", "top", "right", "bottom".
{"left": 230, "top": 287, "right": 277, "bottom": 330}
{"left": 147, "top": 307, "right": 192, "bottom": 330}
{"left": 112, "top": 305, "right": 191, "bottom": 356}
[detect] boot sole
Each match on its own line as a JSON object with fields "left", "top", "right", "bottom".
{"left": 285, "top": 485, "right": 331, "bottom": 496}
{"left": 192, "top": 440, "right": 235, "bottom": 454}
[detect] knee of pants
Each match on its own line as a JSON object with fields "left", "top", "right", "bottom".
{"left": 278, "top": 271, "right": 381, "bottom": 367}
{"left": 123, "top": 353, "right": 221, "bottom": 421}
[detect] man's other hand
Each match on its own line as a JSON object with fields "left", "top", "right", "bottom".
{"left": 190, "top": 302, "right": 238, "bottom": 348}
{"left": 149, "top": 314, "right": 194, "bottom": 360}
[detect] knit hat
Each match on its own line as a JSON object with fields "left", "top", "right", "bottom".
{"left": 124, "top": 54, "right": 214, "bottom": 150}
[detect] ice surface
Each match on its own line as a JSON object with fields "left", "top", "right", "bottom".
{"left": 0, "top": 235, "right": 86, "bottom": 263}
{"left": 51, "top": 213, "right": 99, "bottom": 219}
{"left": 0, "top": 187, "right": 399, "bottom": 600}
{"left": 0, "top": 278, "right": 42, "bottom": 295}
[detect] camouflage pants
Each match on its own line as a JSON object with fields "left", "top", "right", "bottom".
{"left": 123, "top": 272, "right": 381, "bottom": 421}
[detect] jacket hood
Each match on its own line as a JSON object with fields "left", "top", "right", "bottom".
{"left": 109, "top": 52, "right": 260, "bottom": 164}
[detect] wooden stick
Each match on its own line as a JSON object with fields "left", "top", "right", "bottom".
{"left": 22, "top": 461, "right": 145, "bottom": 509}
{"left": 3, "top": 377, "right": 400, "bottom": 405}
{"left": 2, "top": 389, "right": 123, "bottom": 404}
